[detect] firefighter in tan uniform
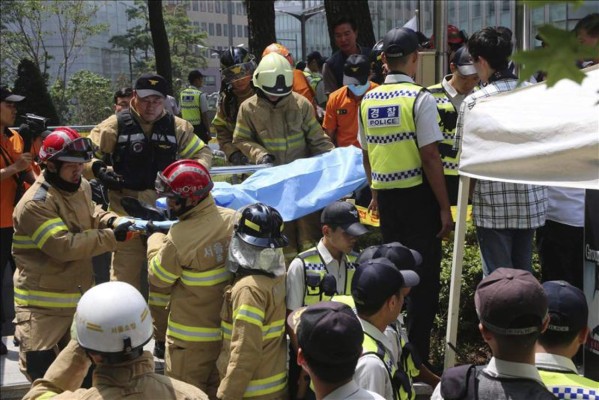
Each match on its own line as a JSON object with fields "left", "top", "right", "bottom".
{"left": 147, "top": 159, "right": 236, "bottom": 398}
{"left": 212, "top": 47, "right": 256, "bottom": 165}
{"left": 87, "top": 73, "right": 213, "bottom": 358}
{"left": 233, "top": 53, "right": 334, "bottom": 262}
{"left": 217, "top": 203, "right": 288, "bottom": 400}
{"left": 12, "top": 128, "right": 135, "bottom": 381}
{"left": 23, "top": 281, "right": 208, "bottom": 400}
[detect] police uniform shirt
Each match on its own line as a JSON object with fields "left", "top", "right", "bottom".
{"left": 430, "top": 357, "right": 547, "bottom": 400}
{"left": 354, "top": 317, "right": 399, "bottom": 400}
{"left": 323, "top": 380, "right": 386, "bottom": 400}
{"left": 286, "top": 239, "right": 354, "bottom": 311}
{"left": 535, "top": 352, "right": 599, "bottom": 398}
{"left": 384, "top": 313, "right": 409, "bottom": 362}
{"left": 439, "top": 75, "right": 469, "bottom": 111}
{"left": 357, "top": 73, "right": 443, "bottom": 151}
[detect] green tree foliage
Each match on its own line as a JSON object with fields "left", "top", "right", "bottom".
{"left": 13, "top": 59, "right": 61, "bottom": 126}
{"left": 52, "top": 70, "right": 113, "bottom": 126}
{"left": 109, "top": 0, "right": 207, "bottom": 85}
{"left": 512, "top": 0, "right": 595, "bottom": 87}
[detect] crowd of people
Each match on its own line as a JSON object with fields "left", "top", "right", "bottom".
{"left": 1, "top": 11, "right": 598, "bottom": 400}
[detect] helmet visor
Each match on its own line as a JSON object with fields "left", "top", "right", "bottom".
{"left": 52, "top": 137, "right": 94, "bottom": 163}
{"left": 155, "top": 172, "right": 174, "bottom": 197}
{"left": 222, "top": 61, "right": 257, "bottom": 84}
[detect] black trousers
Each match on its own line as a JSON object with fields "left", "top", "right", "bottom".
{"left": 378, "top": 183, "right": 442, "bottom": 363}
{"left": 537, "top": 220, "right": 584, "bottom": 290}
{"left": 1, "top": 227, "right": 16, "bottom": 325}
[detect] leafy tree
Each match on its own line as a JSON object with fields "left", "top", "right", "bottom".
{"left": 323, "top": 0, "right": 375, "bottom": 52}
{"left": 13, "top": 58, "right": 60, "bottom": 126}
{"left": 55, "top": 70, "right": 113, "bottom": 125}
{"left": 512, "top": 0, "right": 596, "bottom": 87}
{"left": 245, "top": 0, "right": 276, "bottom": 59}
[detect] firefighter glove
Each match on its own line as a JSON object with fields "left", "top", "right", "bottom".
{"left": 229, "top": 151, "right": 248, "bottom": 166}
{"left": 259, "top": 154, "right": 275, "bottom": 165}
{"left": 113, "top": 221, "right": 135, "bottom": 242}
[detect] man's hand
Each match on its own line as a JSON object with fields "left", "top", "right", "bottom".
{"left": 112, "top": 221, "right": 136, "bottom": 242}
{"left": 437, "top": 208, "right": 454, "bottom": 239}
{"left": 146, "top": 220, "right": 169, "bottom": 235}
{"left": 259, "top": 154, "right": 275, "bottom": 165}
{"left": 367, "top": 188, "right": 378, "bottom": 214}
{"left": 92, "top": 162, "right": 123, "bottom": 191}
{"left": 229, "top": 151, "right": 248, "bottom": 166}
{"left": 14, "top": 153, "right": 33, "bottom": 172}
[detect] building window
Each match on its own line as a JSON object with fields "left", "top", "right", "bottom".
{"left": 236, "top": 3, "right": 242, "bottom": 15}
{"left": 209, "top": 23, "right": 214, "bottom": 35}
{"left": 200, "top": 1, "right": 206, "bottom": 12}
{"left": 224, "top": 23, "right": 228, "bottom": 37}
{"left": 237, "top": 25, "right": 243, "bottom": 38}
{"left": 192, "top": 1, "right": 198, "bottom": 12}
{"left": 201, "top": 22, "right": 207, "bottom": 33}
{"left": 216, "top": 23, "right": 222, "bottom": 36}
{"left": 208, "top": 1, "right": 213, "bottom": 12}
{"left": 215, "top": 1, "right": 220, "bottom": 13}
{"left": 245, "top": 26, "right": 249, "bottom": 38}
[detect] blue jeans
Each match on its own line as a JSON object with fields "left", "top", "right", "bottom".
{"left": 476, "top": 227, "right": 535, "bottom": 276}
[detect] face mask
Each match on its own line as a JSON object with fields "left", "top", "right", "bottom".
{"left": 348, "top": 82, "right": 370, "bottom": 97}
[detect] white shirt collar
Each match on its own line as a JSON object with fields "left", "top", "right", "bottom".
{"left": 384, "top": 73, "right": 414, "bottom": 84}
{"left": 359, "top": 317, "right": 396, "bottom": 359}
{"left": 440, "top": 75, "right": 458, "bottom": 97}
{"left": 535, "top": 352, "right": 578, "bottom": 374}
{"left": 323, "top": 380, "right": 361, "bottom": 399}
{"left": 317, "top": 239, "right": 335, "bottom": 265}
{"left": 484, "top": 357, "right": 545, "bottom": 385}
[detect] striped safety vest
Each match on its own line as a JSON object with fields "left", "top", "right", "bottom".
{"left": 360, "top": 82, "right": 424, "bottom": 190}
{"left": 428, "top": 83, "right": 460, "bottom": 176}
{"left": 539, "top": 369, "right": 599, "bottom": 399}
{"left": 180, "top": 86, "right": 203, "bottom": 126}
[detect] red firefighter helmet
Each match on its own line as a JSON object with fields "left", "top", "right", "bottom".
{"left": 38, "top": 127, "right": 93, "bottom": 163}
{"left": 155, "top": 160, "right": 213, "bottom": 201}
{"left": 262, "top": 43, "right": 294, "bottom": 65}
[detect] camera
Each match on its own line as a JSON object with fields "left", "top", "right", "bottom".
{"left": 19, "top": 113, "right": 52, "bottom": 151}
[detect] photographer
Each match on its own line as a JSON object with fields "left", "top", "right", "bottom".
{"left": 0, "top": 86, "right": 35, "bottom": 356}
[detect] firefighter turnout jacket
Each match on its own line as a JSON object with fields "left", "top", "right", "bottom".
{"left": 232, "top": 92, "right": 334, "bottom": 165}
{"left": 12, "top": 174, "right": 118, "bottom": 314}
{"left": 213, "top": 86, "right": 255, "bottom": 160}
{"left": 23, "top": 340, "right": 208, "bottom": 400}
{"left": 217, "top": 273, "right": 287, "bottom": 399}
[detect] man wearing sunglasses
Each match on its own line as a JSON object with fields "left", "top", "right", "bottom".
{"left": 12, "top": 127, "right": 134, "bottom": 382}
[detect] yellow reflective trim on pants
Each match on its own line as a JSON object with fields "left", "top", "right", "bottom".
{"left": 14, "top": 287, "right": 80, "bottom": 308}
{"left": 221, "top": 321, "right": 233, "bottom": 340}
{"left": 233, "top": 305, "right": 264, "bottom": 327}
{"left": 148, "top": 291, "right": 170, "bottom": 307}
{"left": 262, "top": 319, "right": 284, "bottom": 340}
{"left": 180, "top": 135, "right": 205, "bottom": 158}
{"left": 32, "top": 218, "right": 68, "bottom": 248}
{"left": 167, "top": 318, "right": 222, "bottom": 342}
{"left": 180, "top": 266, "right": 231, "bottom": 286}
{"left": 149, "top": 256, "right": 178, "bottom": 285}
{"left": 244, "top": 371, "right": 287, "bottom": 398}
{"left": 12, "top": 235, "right": 36, "bottom": 249}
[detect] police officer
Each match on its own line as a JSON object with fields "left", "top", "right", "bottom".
{"left": 213, "top": 47, "right": 256, "bottom": 165}
{"left": 428, "top": 46, "right": 479, "bottom": 205}
{"left": 148, "top": 159, "right": 236, "bottom": 397}
{"left": 233, "top": 53, "right": 334, "bottom": 262}
{"left": 180, "top": 69, "right": 212, "bottom": 144}
{"left": 23, "top": 281, "right": 209, "bottom": 400}
{"left": 88, "top": 73, "right": 212, "bottom": 359}
{"left": 536, "top": 281, "right": 599, "bottom": 397}
{"left": 12, "top": 128, "right": 134, "bottom": 381}
{"left": 217, "top": 204, "right": 288, "bottom": 400}
{"left": 358, "top": 28, "right": 452, "bottom": 363}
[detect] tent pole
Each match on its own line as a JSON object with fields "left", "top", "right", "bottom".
{"left": 444, "top": 174, "right": 470, "bottom": 369}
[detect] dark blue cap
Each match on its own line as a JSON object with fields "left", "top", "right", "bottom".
{"left": 543, "top": 280, "right": 588, "bottom": 333}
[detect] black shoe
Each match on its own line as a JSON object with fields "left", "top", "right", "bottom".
{"left": 153, "top": 341, "right": 165, "bottom": 359}
{"left": 1, "top": 341, "right": 7, "bottom": 356}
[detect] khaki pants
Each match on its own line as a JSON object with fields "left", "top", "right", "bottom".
{"left": 166, "top": 338, "right": 222, "bottom": 399}
{"left": 14, "top": 309, "right": 72, "bottom": 381}
{"left": 283, "top": 211, "right": 321, "bottom": 264}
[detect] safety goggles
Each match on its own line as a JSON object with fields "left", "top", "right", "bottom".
{"left": 155, "top": 172, "right": 174, "bottom": 196}
{"left": 221, "top": 60, "right": 257, "bottom": 84}
{"left": 54, "top": 137, "right": 94, "bottom": 163}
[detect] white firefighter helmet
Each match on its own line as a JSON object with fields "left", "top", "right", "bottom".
{"left": 75, "top": 281, "right": 152, "bottom": 362}
{"left": 252, "top": 52, "right": 293, "bottom": 97}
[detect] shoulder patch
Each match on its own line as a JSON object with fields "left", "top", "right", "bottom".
{"left": 366, "top": 105, "right": 400, "bottom": 128}
{"left": 32, "top": 182, "right": 51, "bottom": 202}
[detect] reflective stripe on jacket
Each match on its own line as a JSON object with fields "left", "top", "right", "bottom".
{"left": 360, "top": 83, "right": 424, "bottom": 190}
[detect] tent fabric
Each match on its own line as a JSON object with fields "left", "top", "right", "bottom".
{"left": 459, "top": 65, "right": 599, "bottom": 190}
{"left": 212, "top": 146, "right": 367, "bottom": 221}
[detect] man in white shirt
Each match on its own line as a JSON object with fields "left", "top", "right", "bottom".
{"left": 287, "top": 301, "right": 384, "bottom": 400}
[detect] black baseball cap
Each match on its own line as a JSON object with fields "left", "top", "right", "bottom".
{"left": 383, "top": 27, "right": 420, "bottom": 58}
{"left": 357, "top": 242, "right": 423, "bottom": 278}
{"left": 321, "top": 201, "right": 368, "bottom": 237}
{"left": 1, "top": 86, "right": 25, "bottom": 102}
{"left": 287, "top": 301, "right": 363, "bottom": 378}
{"left": 475, "top": 268, "right": 548, "bottom": 336}
{"left": 543, "top": 280, "right": 588, "bottom": 334}
{"left": 343, "top": 54, "right": 370, "bottom": 86}
{"left": 307, "top": 51, "right": 323, "bottom": 63}
{"left": 134, "top": 73, "right": 168, "bottom": 98}
{"left": 452, "top": 46, "right": 477, "bottom": 76}
{"left": 352, "top": 258, "right": 419, "bottom": 310}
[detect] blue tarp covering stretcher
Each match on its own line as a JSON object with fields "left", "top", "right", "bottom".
{"left": 211, "top": 146, "right": 367, "bottom": 221}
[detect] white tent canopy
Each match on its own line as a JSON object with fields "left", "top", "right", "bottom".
{"left": 444, "top": 65, "right": 599, "bottom": 368}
